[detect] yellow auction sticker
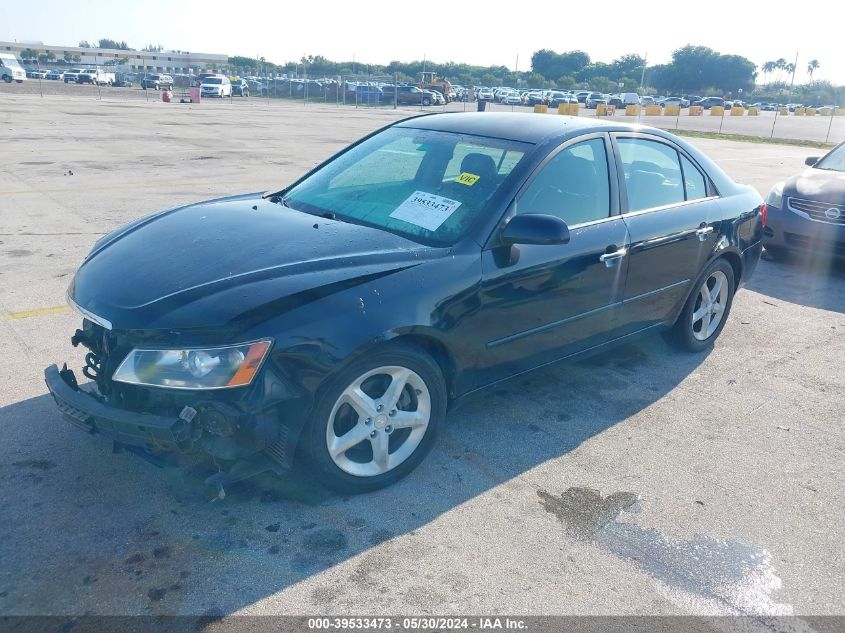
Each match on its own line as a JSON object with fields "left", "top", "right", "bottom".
{"left": 455, "top": 172, "right": 480, "bottom": 186}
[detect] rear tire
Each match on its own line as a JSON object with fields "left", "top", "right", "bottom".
{"left": 302, "top": 343, "right": 446, "bottom": 494}
{"left": 665, "top": 259, "right": 735, "bottom": 353}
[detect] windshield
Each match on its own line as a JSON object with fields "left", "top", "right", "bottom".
{"left": 815, "top": 144, "right": 845, "bottom": 172}
{"left": 283, "top": 127, "right": 531, "bottom": 246}
{"left": 204, "top": 78, "right": 223, "bottom": 84}
{"left": 1, "top": 57, "right": 22, "bottom": 70}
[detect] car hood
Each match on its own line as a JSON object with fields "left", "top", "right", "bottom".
{"left": 784, "top": 168, "right": 845, "bottom": 204}
{"left": 70, "top": 193, "right": 441, "bottom": 331}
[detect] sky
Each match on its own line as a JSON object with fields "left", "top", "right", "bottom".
{"left": 1, "top": 0, "right": 842, "bottom": 85}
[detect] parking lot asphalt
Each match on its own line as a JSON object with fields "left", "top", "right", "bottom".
{"left": 3, "top": 81, "right": 844, "bottom": 144}
{"left": 1, "top": 94, "right": 843, "bottom": 620}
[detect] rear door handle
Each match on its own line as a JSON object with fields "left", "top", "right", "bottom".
{"left": 599, "top": 248, "right": 627, "bottom": 267}
{"left": 696, "top": 226, "right": 714, "bottom": 241}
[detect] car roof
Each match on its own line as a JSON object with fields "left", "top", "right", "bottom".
{"left": 395, "top": 112, "right": 649, "bottom": 144}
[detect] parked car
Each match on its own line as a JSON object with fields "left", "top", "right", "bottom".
{"left": 77, "top": 69, "right": 115, "bottom": 86}
{"left": 693, "top": 97, "right": 724, "bottom": 109}
{"left": 354, "top": 85, "right": 389, "bottom": 105}
{"left": 45, "top": 112, "right": 763, "bottom": 493}
{"left": 585, "top": 93, "right": 609, "bottom": 109}
{"left": 231, "top": 79, "right": 250, "bottom": 97}
{"left": 26, "top": 69, "right": 47, "bottom": 79}
{"left": 640, "top": 96, "right": 656, "bottom": 107}
{"left": 762, "top": 143, "right": 845, "bottom": 261}
{"left": 550, "top": 92, "right": 578, "bottom": 108}
{"left": 45, "top": 70, "right": 64, "bottom": 80}
{"left": 424, "top": 89, "right": 445, "bottom": 105}
{"left": 247, "top": 79, "right": 267, "bottom": 95}
{"left": 112, "top": 73, "right": 133, "bottom": 87}
{"left": 395, "top": 85, "right": 432, "bottom": 106}
{"left": 502, "top": 92, "right": 523, "bottom": 105}
{"left": 140, "top": 73, "right": 174, "bottom": 90}
{"left": 200, "top": 75, "right": 232, "bottom": 98}
{"left": 477, "top": 87, "right": 494, "bottom": 101}
{"left": 660, "top": 97, "right": 690, "bottom": 108}
{"left": 63, "top": 69, "right": 83, "bottom": 83}
{"left": 574, "top": 90, "right": 592, "bottom": 103}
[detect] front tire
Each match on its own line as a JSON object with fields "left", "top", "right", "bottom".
{"left": 666, "top": 259, "right": 735, "bottom": 352}
{"left": 303, "top": 344, "right": 446, "bottom": 493}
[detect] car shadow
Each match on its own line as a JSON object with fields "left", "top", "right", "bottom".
{"left": 0, "top": 334, "right": 708, "bottom": 616}
{"left": 745, "top": 253, "right": 845, "bottom": 314}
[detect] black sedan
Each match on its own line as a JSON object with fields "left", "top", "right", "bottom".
{"left": 45, "top": 113, "right": 763, "bottom": 494}
{"left": 762, "top": 143, "right": 845, "bottom": 261}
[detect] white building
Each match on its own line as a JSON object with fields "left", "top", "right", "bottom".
{"left": 0, "top": 41, "right": 228, "bottom": 73}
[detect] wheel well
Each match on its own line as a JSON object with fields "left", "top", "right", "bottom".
{"left": 390, "top": 334, "right": 457, "bottom": 399}
{"left": 719, "top": 251, "right": 743, "bottom": 286}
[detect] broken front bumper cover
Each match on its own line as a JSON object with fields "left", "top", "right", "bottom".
{"left": 43, "top": 364, "right": 280, "bottom": 490}
{"left": 44, "top": 364, "right": 192, "bottom": 448}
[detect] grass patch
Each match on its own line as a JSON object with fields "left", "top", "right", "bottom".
{"left": 662, "top": 128, "right": 835, "bottom": 150}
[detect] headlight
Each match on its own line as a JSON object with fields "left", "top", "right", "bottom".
{"left": 766, "top": 182, "right": 784, "bottom": 208}
{"left": 112, "top": 340, "right": 272, "bottom": 390}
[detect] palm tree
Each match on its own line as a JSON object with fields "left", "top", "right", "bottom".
{"left": 762, "top": 61, "right": 776, "bottom": 85}
{"left": 775, "top": 58, "right": 787, "bottom": 83}
{"left": 807, "top": 59, "right": 819, "bottom": 81}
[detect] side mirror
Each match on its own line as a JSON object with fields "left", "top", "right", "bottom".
{"left": 805, "top": 156, "right": 820, "bottom": 166}
{"left": 501, "top": 213, "right": 570, "bottom": 246}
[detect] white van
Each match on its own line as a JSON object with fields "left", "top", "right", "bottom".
{"left": 200, "top": 74, "right": 232, "bottom": 98}
{"left": 0, "top": 52, "right": 26, "bottom": 83}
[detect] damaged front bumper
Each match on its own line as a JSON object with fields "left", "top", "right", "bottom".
{"left": 46, "top": 364, "right": 194, "bottom": 447}
{"left": 44, "top": 361, "right": 306, "bottom": 492}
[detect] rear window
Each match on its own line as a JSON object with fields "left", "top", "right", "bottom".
{"left": 284, "top": 127, "right": 531, "bottom": 246}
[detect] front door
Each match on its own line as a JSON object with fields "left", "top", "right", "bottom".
{"left": 473, "top": 135, "right": 630, "bottom": 387}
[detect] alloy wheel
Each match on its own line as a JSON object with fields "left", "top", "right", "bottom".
{"left": 326, "top": 365, "right": 431, "bottom": 477}
{"left": 691, "top": 270, "right": 729, "bottom": 341}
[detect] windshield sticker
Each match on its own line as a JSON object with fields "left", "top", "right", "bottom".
{"left": 455, "top": 172, "right": 480, "bottom": 186}
{"left": 389, "top": 191, "right": 462, "bottom": 232}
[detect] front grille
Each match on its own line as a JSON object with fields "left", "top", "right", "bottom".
{"left": 787, "top": 197, "right": 845, "bottom": 225}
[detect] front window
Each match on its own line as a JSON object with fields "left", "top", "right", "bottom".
{"left": 814, "top": 144, "right": 845, "bottom": 172}
{"left": 516, "top": 138, "right": 611, "bottom": 225}
{"left": 283, "top": 127, "right": 530, "bottom": 246}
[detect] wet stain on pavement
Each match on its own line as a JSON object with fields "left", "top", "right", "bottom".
{"left": 538, "top": 487, "right": 638, "bottom": 539}
{"left": 539, "top": 487, "right": 792, "bottom": 616}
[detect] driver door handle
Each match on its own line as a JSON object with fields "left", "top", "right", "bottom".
{"left": 599, "top": 247, "right": 627, "bottom": 267}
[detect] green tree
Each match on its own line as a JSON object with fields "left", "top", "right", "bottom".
{"left": 531, "top": 49, "right": 590, "bottom": 82}
{"left": 20, "top": 48, "right": 37, "bottom": 61}
{"left": 807, "top": 59, "right": 819, "bottom": 80}
{"left": 611, "top": 54, "right": 646, "bottom": 79}
{"left": 78, "top": 40, "right": 91, "bottom": 48}
{"left": 525, "top": 72, "right": 545, "bottom": 88}
{"left": 97, "top": 38, "right": 130, "bottom": 50}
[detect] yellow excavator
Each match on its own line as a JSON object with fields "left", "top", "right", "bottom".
{"left": 417, "top": 71, "right": 453, "bottom": 103}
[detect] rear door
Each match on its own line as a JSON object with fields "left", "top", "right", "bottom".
{"left": 474, "top": 134, "right": 630, "bottom": 385}
{"left": 612, "top": 133, "right": 721, "bottom": 335}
